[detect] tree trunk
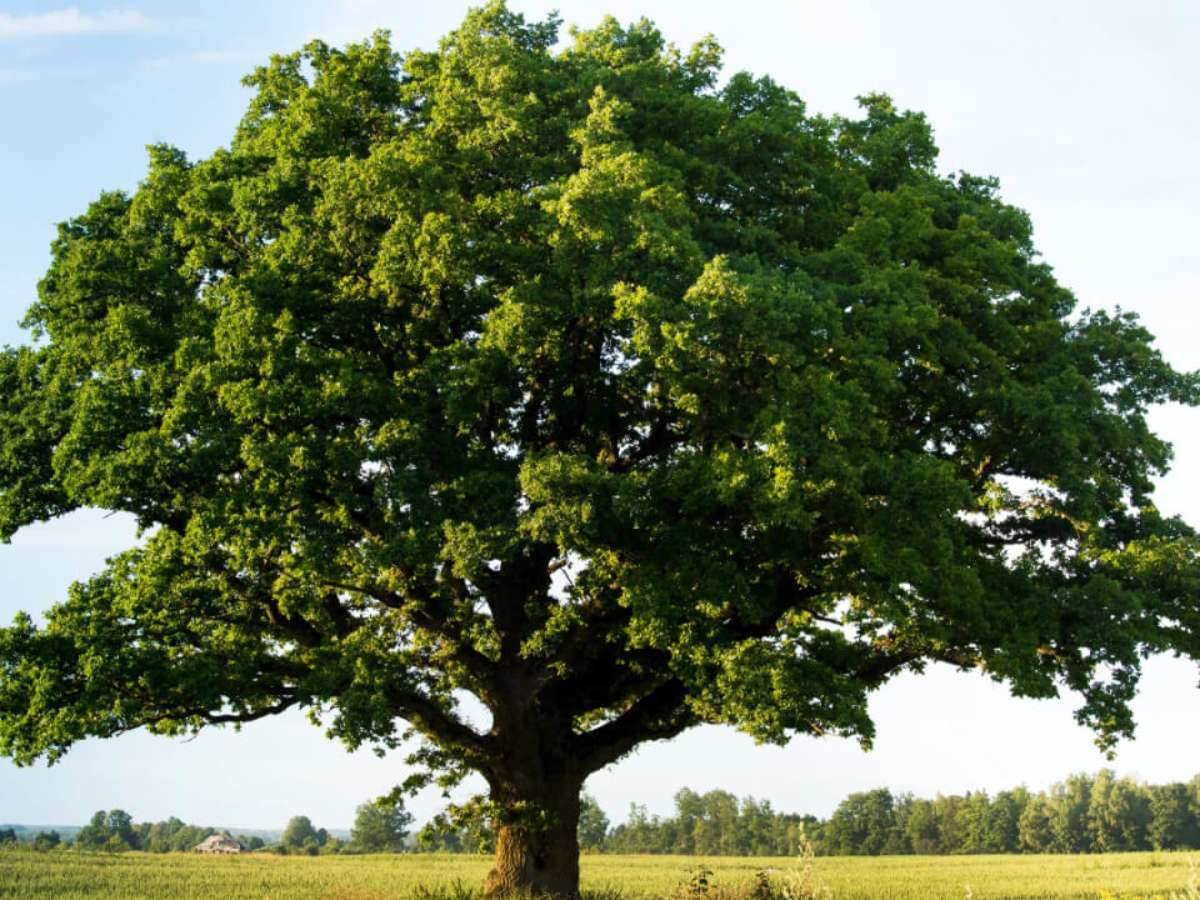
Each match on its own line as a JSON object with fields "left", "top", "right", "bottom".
{"left": 483, "top": 774, "right": 582, "bottom": 898}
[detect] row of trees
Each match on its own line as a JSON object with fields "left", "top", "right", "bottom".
{"left": 13, "top": 769, "right": 1200, "bottom": 858}
{"left": 607, "top": 791, "right": 811, "bottom": 856}
{"left": 821, "top": 771, "right": 1200, "bottom": 856}
{"left": 71, "top": 810, "right": 266, "bottom": 853}
{"left": 278, "top": 803, "right": 416, "bottom": 855}
{"left": 586, "top": 772, "right": 1200, "bottom": 857}
{"left": 6, "top": 805, "right": 409, "bottom": 856}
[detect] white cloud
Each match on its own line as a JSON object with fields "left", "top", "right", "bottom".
{"left": 0, "top": 7, "right": 156, "bottom": 39}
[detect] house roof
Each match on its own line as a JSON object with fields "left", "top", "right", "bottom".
{"left": 195, "top": 834, "right": 243, "bottom": 851}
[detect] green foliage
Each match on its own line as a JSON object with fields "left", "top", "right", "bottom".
{"left": 825, "top": 789, "right": 897, "bottom": 856}
{"left": 30, "top": 830, "right": 60, "bottom": 851}
{"left": 350, "top": 798, "right": 414, "bottom": 853}
{"left": 67, "top": 809, "right": 238, "bottom": 853}
{"left": 75, "top": 810, "right": 137, "bottom": 852}
{"left": 281, "top": 815, "right": 328, "bottom": 855}
{"left": 1, "top": 1, "right": 1198, "bottom": 892}
{"left": 138, "top": 817, "right": 217, "bottom": 853}
{"left": 398, "top": 771, "right": 1200, "bottom": 859}
{"left": 605, "top": 791, "right": 811, "bottom": 857}
{"left": 676, "top": 864, "right": 715, "bottom": 897}
{"left": 1150, "top": 783, "right": 1200, "bottom": 850}
{"left": 904, "top": 798, "right": 939, "bottom": 854}
{"left": 579, "top": 793, "right": 610, "bottom": 852}
{"left": 591, "top": 771, "right": 1200, "bottom": 858}
{"left": 1018, "top": 793, "right": 1054, "bottom": 853}
{"left": 417, "top": 798, "right": 497, "bottom": 854}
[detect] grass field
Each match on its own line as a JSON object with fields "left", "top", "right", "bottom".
{"left": 1, "top": 848, "right": 1199, "bottom": 899}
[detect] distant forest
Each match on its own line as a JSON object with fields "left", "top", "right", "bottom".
{"left": 5, "top": 769, "right": 1200, "bottom": 856}
{"left": 405, "top": 769, "right": 1200, "bottom": 856}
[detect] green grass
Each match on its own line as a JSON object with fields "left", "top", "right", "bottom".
{"left": 1, "top": 848, "right": 1198, "bottom": 898}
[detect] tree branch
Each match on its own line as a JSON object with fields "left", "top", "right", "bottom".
{"left": 384, "top": 684, "right": 494, "bottom": 766}
{"left": 573, "top": 678, "right": 695, "bottom": 773}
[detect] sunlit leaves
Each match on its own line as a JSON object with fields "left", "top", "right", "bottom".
{"left": 0, "top": 0, "right": 1197, "bottom": 779}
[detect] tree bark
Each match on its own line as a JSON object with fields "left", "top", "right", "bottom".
{"left": 483, "top": 773, "right": 582, "bottom": 898}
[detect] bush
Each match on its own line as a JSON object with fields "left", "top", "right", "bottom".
{"left": 32, "top": 831, "right": 61, "bottom": 851}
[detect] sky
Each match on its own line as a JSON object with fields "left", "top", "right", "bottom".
{"left": 2, "top": 0, "right": 1200, "bottom": 832}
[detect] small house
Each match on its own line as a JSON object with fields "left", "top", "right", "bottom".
{"left": 194, "top": 834, "right": 243, "bottom": 854}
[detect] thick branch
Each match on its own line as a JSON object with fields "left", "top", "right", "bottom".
{"left": 317, "top": 573, "right": 497, "bottom": 692}
{"left": 573, "top": 679, "right": 695, "bottom": 773}
{"left": 196, "top": 696, "right": 299, "bottom": 726}
{"left": 384, "top": 683, "right": 494, "bottom": 765}
{"left": 853, "top": 643, "right": 978, "bottom": 686}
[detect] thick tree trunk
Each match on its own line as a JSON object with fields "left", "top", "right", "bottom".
{"left": 483, "top": 773, "right": 582, "bottom": 898}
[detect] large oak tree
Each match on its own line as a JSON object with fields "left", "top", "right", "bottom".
{"left": 2, "top": 4, "right": 1199, "bottom": 895}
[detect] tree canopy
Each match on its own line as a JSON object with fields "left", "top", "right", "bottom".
{"left": 281, "top": 815, "right": 328, "bottom": 854}
{"left": 350, "top": 800, "right": 413, "bottom": 853}
{"left": 1, "top": 2, "right": 1197, "bottom": 895}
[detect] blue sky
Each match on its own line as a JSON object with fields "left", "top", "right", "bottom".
{"left": 2, "top": 0, "right": 1200, "bottom": 832}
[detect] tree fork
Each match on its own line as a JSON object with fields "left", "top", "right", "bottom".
{"left": 480, "top": 665, "right": 586, "bottom": 898}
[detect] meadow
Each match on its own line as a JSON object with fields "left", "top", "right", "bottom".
{"left": 2, "top": 848, "right": 1199, "bottom": 899}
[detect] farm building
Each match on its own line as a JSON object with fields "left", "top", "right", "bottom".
{"left": 194, "top": 834, "right": 243, "bottom": 854}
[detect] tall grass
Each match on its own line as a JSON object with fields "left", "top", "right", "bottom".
{"left": 3, "top": 846, "right": 1200, "bottom": 898}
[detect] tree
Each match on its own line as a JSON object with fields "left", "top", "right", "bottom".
{"left": 281, "top": 815, "right": 324, "bottom": 853}
{"left": 32, "top": 830, "right": 61, "bottom": 851}
{"left": 74, "top": 812, "right": 109, "bottom": 851}
{"left": 1149, "top": 783, "right": 1200, "bottom": 850}
{"left": 884, "top": 793, "right": 915, "bottom": 855}
{"left": 415, "top": 818, "right": 465, "bottom": 854}
{"left": 576, "top": 793, "right": 609, "bottom": 852}
{"left": 736, "top": 797, "right": 779, "bottom": 856}
{"left": 416, "top": 800, "right": 496, "bottom": 853}
{"left": 74, "top": 809, "right": 137, "bottom": 852}
{"left": 1088, "top": 770, "right": 1149, "bottom": 852}
{"left": 1107, "top": 778, "right": 1151, "bottom": 852}
{"left": 172, "top": 825, "right": 212, "bottom": 852}
{"left": 827, "top": 789, "right": 895, "bottom": 855}
{"left": 671, "top": 788, "right": 704, "bottom": 854}
{"left": 955, "top": 792, "right": 992, "bottom": 855}
{"left": 905, "top": 798, "right": 940, "bottom": 854}
{"left": 140, "top": 816, "right": 213, "bottom": 854}
{"left": 984, "top": 788, "right": 1028, "bottom": 854}
{"left": 1018, "top": 796, "right": 1054, "bottom": 854}
{"left": 104, "top": 810, "right": 137, "bottom": 850}
{"left": 606, "top": 803, "right": 664, "bottom": 854}
{"left": 931, "top": 794, "right": 968, "bottom": 854}
{"left": 0, "top": 3, "right": 1198, "bottom": 896}
{"left": 350, "top": 799, "right": 413, "bottom": 853}
{"left": 1050, "top": 774, "right": 1094, "bottom": 854}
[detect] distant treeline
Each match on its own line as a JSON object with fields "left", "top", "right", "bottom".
{"left": 8, "top": 811, "right": 270, "bottom": 853}
{"left": 9, "top": 769, "right": 1200, "bottom": 857}
{"left": 597, "top": 770, "right": 1200, "bottom": 856}
{"left": 2, "top": 807, "right": 390, "bottom": 856}
{"left": 394, "top": 770, "right": 1200, "bottom": 857}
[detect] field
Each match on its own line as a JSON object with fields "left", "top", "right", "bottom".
{"left": 1, "top": 848, "right": 1199, "bottom": 899}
